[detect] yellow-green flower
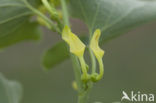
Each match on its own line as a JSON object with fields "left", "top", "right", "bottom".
{"left": 62, "top": 26, "right": 86, "bottom": 57}
{"left": 90, "top": 29, "right": 104, "bottom": 59}
{"left": 90, "top": 29, "right": 105, "bottom": 81}
{"left": 62, "top": 26, "right": 90, "bottom": 81}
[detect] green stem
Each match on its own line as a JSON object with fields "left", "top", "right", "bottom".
{"left": 60, "top": 0, "right": 70, "bottom": 26}
{"left": 41, "top": 0, "right": 63, "bottom": 30}
{"left": 60, "top": 0, "right": 82, "bottom": 90}
{"left": 41, "top": 0, "right": 58, "bottom": 17}
{"left": 78, "top": 92, "right": 89, "bottom": 103}
{"left": 71, "top": 55, "right": 83, "bottom": 92}
{"left": 89, "top": 48, "right": 96, "bottom": 74}
{"left": 88, "top": 29, "right": 97, "bottom": 74}
{"left": 60, "top": 0, "right": 92, "bottom": 103}
{"left": 23, "top": 0, "right": 61, "bottom": 33}
{"left": 78, "top": 56, "right": 88, "bottom": 80}
{"left": 97, "top": 58, "right": 104, "bottom": 80}
{"left": 78, "top": 81, "right": 93, "bottom": 103}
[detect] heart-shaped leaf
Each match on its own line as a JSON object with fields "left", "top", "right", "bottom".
{"left": 69, "top": 0, "right": 156, "bottom": 43}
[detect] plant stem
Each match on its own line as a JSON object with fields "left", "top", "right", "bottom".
{"left": 89, "top": 48, "right": 96, "bottom": 74}
{"left": 89, "top": 29, "right": 97, "bottom": 74}
{"left": 96, "top": 58, "right": 104, "bottom": 80}
{"left": 78, "top": 81, "right": 93, "bottom": 103}
{"left": 60, "top": 0, "right": 92, "bottom": 103}
{"left": 60, "top": 0, "right": 82, "bottom": 90}
{"left": 60, "top": 0, "right": 70, "bottom": 26}
{"left": 78, "top": 56, "right": 88, "bottom": 80}
{"left": 42, "top": 0, "right": 58, "bottom": 18}
{"left": 23, "top": 0, "right": 61, "bottom": 33}
{"left": 71, "top": 55, "right": 83, "bottom": 92}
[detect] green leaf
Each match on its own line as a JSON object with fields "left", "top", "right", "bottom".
{"left": 42, "top": 41, "right": 69, "bottom": 70}
{"left": 27, "top": 0, "right": 42, "bottom": 7}
{"left": 69, "top": 0, "right": 156, "bottom": 43}
{"left": 0, "top": 73, "right": 22, "bottom": 103}
{"left": 0, "top": 0, "right": 41, "bottom": 48}
{"left": 0, "top": 20, "right": 41, "bottom": 48}
{"left": 42, "top": 36, "right": 89, "bottom": 69}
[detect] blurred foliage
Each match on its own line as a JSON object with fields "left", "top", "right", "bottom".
{"left": 0, "top": 73, "right": 22, "bottom": 103}
{"left": 69, "top": 0, "right": 156, "bottom": 43}
{"left": 42, "top": 41, "right": 69, "bottom": 70}
{"left": 0, "top": 0, "right": 41, "bottom": 48}
{"left": 0, "top": 23, "right": 156, "bottom": 102}
{"left": 0, "top": 0, "right": 156, "bottom": 103}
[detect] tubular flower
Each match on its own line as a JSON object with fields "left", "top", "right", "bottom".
{"left": 90, "top": 29, "right": 104, "bottom": 59}
{"left": 90, "top": 29, "right": 105, "bottom": 81}
{"left": 62, "top": 26, "right": 89, "bottom": 81}
{"left": 62, "top": 26, "right": 86, "bottom": 57}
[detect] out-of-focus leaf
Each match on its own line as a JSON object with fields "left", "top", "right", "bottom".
{"left": 0, "top": 0, "right": 41, "bottom": 48}
{"left": 42, "top": 41, "right": 69, "bottom": 70}
{"left": 0, "top": 20, "right": 41, "bottom": 48}
{"left": 27, "top": 0, "right": 42, "bottom": 7}
{"left": 50, "top": 0, "right": 61, "bottom": 7}
{"left": 0, "top": 73, "right": 22, "bottom": 103}
{"left": 69, "top": 0, "right": 156, "bottom": 44}
{"left": 42, "top": 36, "right": 88, "bottom": 69}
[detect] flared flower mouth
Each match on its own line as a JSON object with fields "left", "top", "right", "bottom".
{"left": 62, "top": 26, "right": 86, "bottom": 57}
{"left": 90, "top": 29, "right": 104, "bottom": 59}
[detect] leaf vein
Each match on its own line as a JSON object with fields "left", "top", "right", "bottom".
{"left": 0, "top": 12, "right": 31, "bottom": 24}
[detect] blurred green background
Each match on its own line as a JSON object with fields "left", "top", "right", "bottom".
{"left": 0, "top": 19, "right": 156, "bottom": 103}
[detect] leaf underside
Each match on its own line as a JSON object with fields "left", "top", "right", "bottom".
{"left": 69, "top": 0, "right": 156, "bottom": 44}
